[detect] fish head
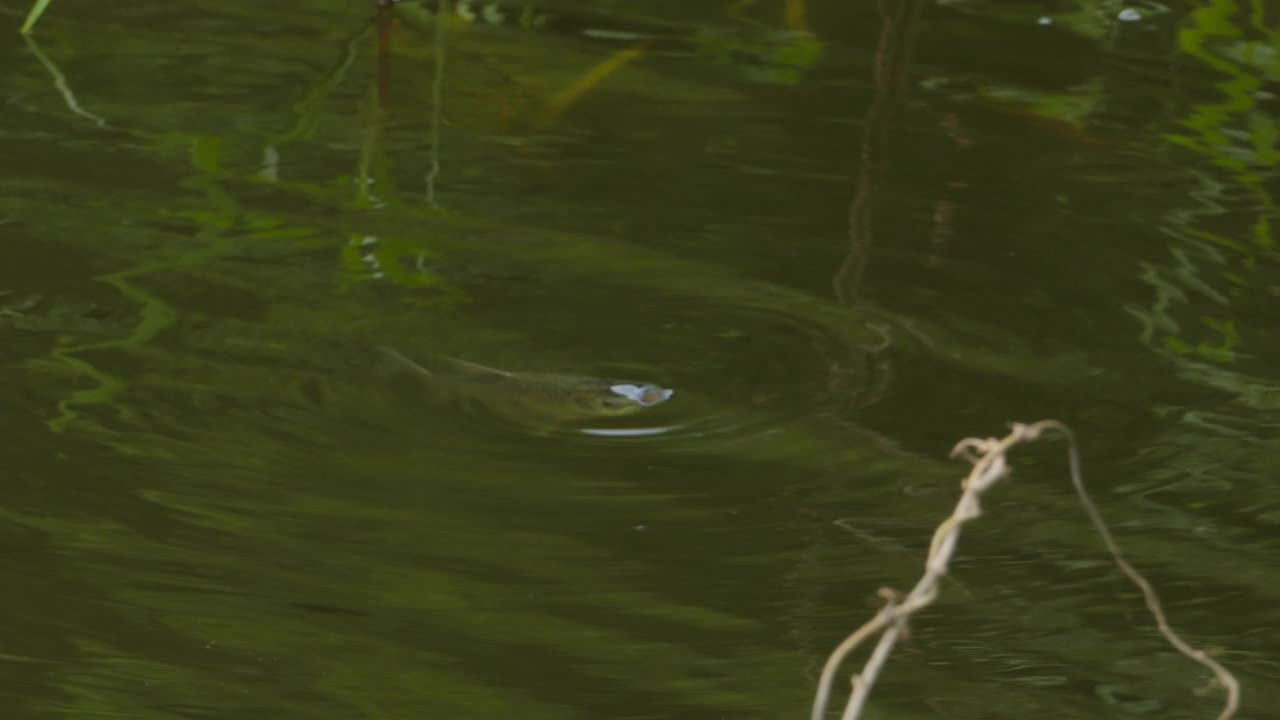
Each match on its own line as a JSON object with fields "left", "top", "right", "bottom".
{"left": 566, "top": 380, "right": 675, "bottom": 417}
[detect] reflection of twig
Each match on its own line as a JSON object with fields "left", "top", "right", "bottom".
{"left": 376, "top": 0, "right": 396, "bottom": 111}
{"left": 273, "top": 20, "right": 370, "bottom": 146}
{"left": 812, "top": 420, "right": 1240, "bottom": 720}
{"left": 533, "top": 39, "right": 652, "bottom": 131}
{"left": 355, "top": 85, "right": 385, "bottom": 208}
{"left": 833, "top": 0, "right": 922, "bottom": 306}
{"left": 827, "top": 0, "right": 921, "bottom": 411}
{"left": 22, "top": 33, "right": 108, "bottom": 128}
{"left": 426, "top": 0, "right": 449, "bottom": 207}
{"left": 20, "top": 0, "right": 55, "bottom": 34}
{"left": 259, "top": 19, "right": 370, "bottom": 182}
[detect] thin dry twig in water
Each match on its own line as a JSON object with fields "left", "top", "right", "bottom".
{"left": 1052, "top": 420, "right": 1240, "bottom": 720}
{"left": 810, "top": 420, "right": 1240, "bottom": 720}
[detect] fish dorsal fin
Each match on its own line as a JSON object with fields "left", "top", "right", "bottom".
{"left": 376, "top": 346, "right": 512, "bottom": 380}
{"left": 376, "top": 346, "right": 436, "bottom": 379}
{"left": 436, "top": 354, "right": 513, "bottom": 378}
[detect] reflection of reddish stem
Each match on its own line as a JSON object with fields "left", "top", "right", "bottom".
{"left": 926, "top": 112, "right": 973, "bottom": 268}
{"left": 376, "top": 0, "right": 394, "bottom": 111}
{"left": 826, "top": 0, "right": 921, "bottom": 415}
{"left": 926, "top": 111, "right": 972, "bottom": 268}
{"left": 939, "top": 111, "right": 971, "bottom": 148}
{"left": 1003, "top": 105, "right": 1111, "bottom": 150}
{"left": 928, "top": 197, "right": 955, "bottom": 269}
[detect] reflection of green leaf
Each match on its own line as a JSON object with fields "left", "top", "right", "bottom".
{"left": 693, "top": 30, "right": 826, "bottom": 86}
{"left": 1164, "top": 317, "right": 1238, "bottom": 363}
{"left": 978, "top": 78, "right": 1104, "bottom": 128}
{"left": 35, "top": 134, "right": 244, "bottom": 434}
{"left": 757, "top": 34, "right": 825, "bottom": 85}
{"left": 1254, "top": 215, "right": 1274, "bottom": 250}
{"left": 1222, "top": 40, "right": 1280, "bottom": 81}
{"left": 191, "top": 136, "right": 223, "bottom": 174}
{"left": 339, "top": 234, "right": 466, "bottom": 306}
{"left": 1139, "top": 0, "right": 1278, "bottom": 379}
{"left": 1250, "top": 111, "right": 1280, "bottom": 164}
{"left": 40, "top": 267, "right": 179, "bottom": 433}
{"left": 20, "top": 0, "right": 55, "bottom": 34}
{"left": 22, "top": 33, "right": 109, "bottom": 127}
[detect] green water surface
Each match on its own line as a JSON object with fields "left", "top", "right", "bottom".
{"left": 2, "top": 1, "right": 1278, "bottom": 718}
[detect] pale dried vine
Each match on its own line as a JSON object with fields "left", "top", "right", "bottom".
{"left": 811, "top": 420, "right": 1240, "bottom": 720}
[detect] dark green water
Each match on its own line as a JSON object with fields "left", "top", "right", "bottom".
{"left": 2, "top": 1, "right": 1278, "bottom": 718}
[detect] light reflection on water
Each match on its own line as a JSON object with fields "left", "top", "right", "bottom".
{"left": 578, "top": 426, "right": 678, "bottom": 437}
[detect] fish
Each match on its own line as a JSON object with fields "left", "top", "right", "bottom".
{"left": 376, "top": 346, "right": 673, "bottom": 427}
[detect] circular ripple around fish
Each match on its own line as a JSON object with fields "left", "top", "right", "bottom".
{"left": 520, "top": 300, "right": 894, "bottom": 451}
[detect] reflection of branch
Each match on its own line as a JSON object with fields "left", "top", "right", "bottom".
{"left": 355, "top": 83, "right": 386, "bottom": 208}
{"left": 259, "top": 18, "right": 371, "bottom": 182}
{"left": 425, "top": 0, "right": 449, "bottom": 207}
{"left": 833, "top": 0, "right": 922, "bottom": 306}
{"left": 376, "top": 0, "right": 395, "bottom": 110}
{"left": 22, "top": 33, "right": 109, "bottom": 128}
{"left": 21, "top": 0, "right": 55, "bottom": 35}
{"left": 925, "top": 114, "right": 971, "bottom": 267}
{"left": 811, "top": 421, "right": 1241, "bottom": 720}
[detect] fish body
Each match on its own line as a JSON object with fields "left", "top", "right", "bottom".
{"left": 377, "top": 346, "right": 673, "bottom": 425}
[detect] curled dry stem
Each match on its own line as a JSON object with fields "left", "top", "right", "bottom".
{"left": 811, "top": 420, "right": 1240, "bottom": 720}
